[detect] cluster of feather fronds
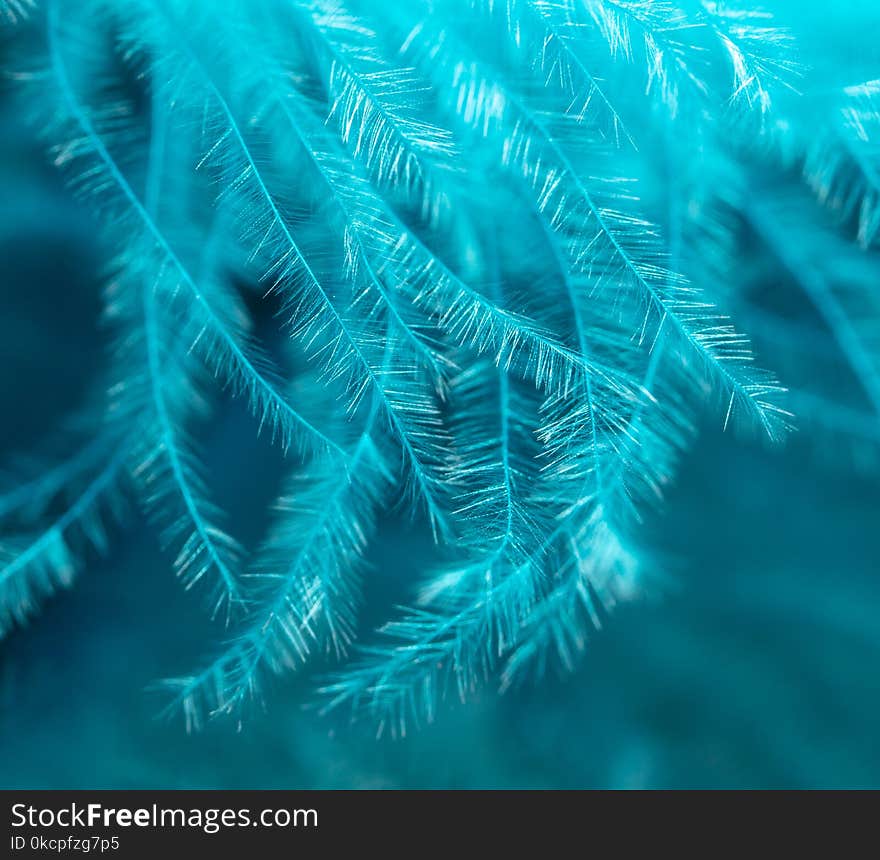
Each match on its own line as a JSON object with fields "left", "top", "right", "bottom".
{"left": 0, "top": 0, "right": 877, "bottom": 737}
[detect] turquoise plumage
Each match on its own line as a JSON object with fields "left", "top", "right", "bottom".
{"left": 0, "top": 0, "right": 877, "bottom": 740}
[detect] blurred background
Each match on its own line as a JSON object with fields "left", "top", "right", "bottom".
{"left": 2, "top": 0, "right": 880, "bottom": 789}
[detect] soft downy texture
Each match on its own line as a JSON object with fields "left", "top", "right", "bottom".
{"left": 4, "top": 0, "right": 875, "bottom": 738}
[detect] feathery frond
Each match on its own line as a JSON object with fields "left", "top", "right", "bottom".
{"left": 1, "top": 0, "right": 33, "bottom": 25}
{"left": 44, "top": 1, "right": 341, "bottom": 462}
{"left": 804, "top": 80, "right": 880, "bottom": 249}
{"left": 0, "top": 0, "right": 812, "bottom": 732}
{"left": 165, "top": 417, "right": 392, "bottom": 730}
{"left": 0, "top": 446, "right": 128, "bottom": 638}
{"left": 293, "top": 0, "right": 457, "bottom": 214}
{"left": 410, "top": 20, "right": 789, "bottom": 441}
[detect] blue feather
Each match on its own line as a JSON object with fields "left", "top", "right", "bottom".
{"left": 1, "top": 0, "right": 838, "bottom": 735}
